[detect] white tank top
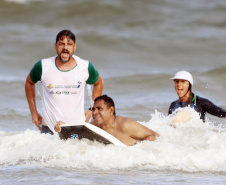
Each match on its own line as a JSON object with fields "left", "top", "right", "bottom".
{"left": 41, "top": 55, "right": 89, "bottom": 132}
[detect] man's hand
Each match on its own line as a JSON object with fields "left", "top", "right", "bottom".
{"left": 85, "top": 109, "right": 92, "bottom": 122}
{"left": 146, "top": 132, "right": 160, "bottom": 142}
{"left": 31, "top": 112, "right": 42, "bottom": 130}
{"left": 54, "top": 121, "right": 66, "bottom": 132}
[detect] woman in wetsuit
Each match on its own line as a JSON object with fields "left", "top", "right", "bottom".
{"left": 168, "top": 71, "right": 226, "bottom": 122}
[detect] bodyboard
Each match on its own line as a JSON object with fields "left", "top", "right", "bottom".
{"left": 58, "top": 122, "right": 126, "bottom": 147}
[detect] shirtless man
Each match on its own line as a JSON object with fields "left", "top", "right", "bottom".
{"left": 55, "top": 95, "right": 159, "bottom": 146}
{"left": 91, "top": 95, "right": 159, "bottom": 145}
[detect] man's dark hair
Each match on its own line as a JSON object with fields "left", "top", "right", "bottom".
{"left": 56, "top": 29, "right": 76, "bottom": 43}
{"left": 94, "top": 95, "right": 116, "bottom": 116}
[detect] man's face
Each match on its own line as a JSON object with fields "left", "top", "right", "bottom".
{"left": 55, "top": 36, "right": 76, "bottom": 64}
{"left": 92, "top": 100, "right": 113, "bottom": 125}
{"left": 174, "top": 79, "right": 190, "bottom": 98}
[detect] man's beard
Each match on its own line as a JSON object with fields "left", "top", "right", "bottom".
{"left": 58, "top": 49, "right": 71, "bottom": 64}
{"left": 59, "top": 55, "right": 71, "bottom": 64}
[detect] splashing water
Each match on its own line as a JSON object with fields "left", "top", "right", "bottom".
{"left": 86, "top": 84, "right": 93, "bottom": 107}
{"left": 1, "top": 109, "right": 225, "bottom": 172}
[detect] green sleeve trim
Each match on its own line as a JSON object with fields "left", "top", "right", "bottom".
{"left": 30, "top": 60, "right": 42, "bottom": 83}
{"left": 192, "top": 93, "right": 197, "bottom": 106}
{"left": 86, "top": 62, "right": 99, "bottom": 84}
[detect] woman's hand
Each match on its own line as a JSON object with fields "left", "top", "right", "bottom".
{"left": 172, "top": 110, "right": 192, "bottom": 127}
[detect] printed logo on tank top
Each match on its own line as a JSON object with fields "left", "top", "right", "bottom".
{"left": 46, "top": 81, "right": 82, "bottom": 95}
{"left": 47, "top": 84, "right": 54, "bottom": 89}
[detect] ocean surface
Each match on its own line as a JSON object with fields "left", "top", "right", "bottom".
{"left": 0, "top": 0, "right": 226, "bottom": 184}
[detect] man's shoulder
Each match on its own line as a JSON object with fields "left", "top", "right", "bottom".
{"left": 40, "top": 56, "right": 56, "bottom": 68}
{"left": 116, "top": 116, "right": 138, "bottom": 129}
{"left": 116, "top": 116, "right": 134, "bottom": 122}
{"left": 115, "top": 116, "right": 135, "bottom": 134}
{"left": 41, "top": 56, "right": 56, "bottom": 63}
{"left": 73, "top": 55, "right": 89, "bottom": 66}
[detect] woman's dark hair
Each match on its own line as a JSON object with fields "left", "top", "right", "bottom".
{"left": 187, "top": 83, "right": 194, "bottom": 107}
{"left": 180, "top": 83, "right": 194, "bottom": 107}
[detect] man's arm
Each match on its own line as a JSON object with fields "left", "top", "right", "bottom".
{"left": 92, "top": 74, "right": 104, "bottom": 100}
{"left": 124, "top": 118, "right": 159, "bottom": 142}
{"left": 25, "top": 74, "right": 42, "bottom": 130}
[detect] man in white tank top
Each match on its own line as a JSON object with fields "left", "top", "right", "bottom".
{"left": 25, "top": 30, "right": 104, "bottom": 134}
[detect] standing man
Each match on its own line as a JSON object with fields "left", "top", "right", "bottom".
{"left": 25, "top": 29, "right": 104, "bottom": 134}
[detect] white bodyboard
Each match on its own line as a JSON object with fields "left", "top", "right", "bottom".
{"left": 59, "top": 122, "right": 126, "bottom": 147}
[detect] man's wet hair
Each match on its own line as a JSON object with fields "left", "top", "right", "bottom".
{"left": 94, "top": 95, "right": 116, "bottom": 116}
{"left": 56, "top": 29, "right": 76, "bottom": 43}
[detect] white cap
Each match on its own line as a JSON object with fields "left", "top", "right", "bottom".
{"left": 171, "top": 71, "right": 193, "bottom": 85}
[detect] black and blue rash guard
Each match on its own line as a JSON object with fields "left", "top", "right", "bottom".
{"left": 168, "top": 94, "right": 226, "bottom": 121}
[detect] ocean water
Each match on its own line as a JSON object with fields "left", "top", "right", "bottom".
{"left": 0, "top": 0, "right": 226, "bottom": 184}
